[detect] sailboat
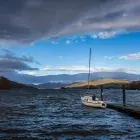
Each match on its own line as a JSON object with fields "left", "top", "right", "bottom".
{"left": 81, "top": 48, "right": 107, "bottom": 108}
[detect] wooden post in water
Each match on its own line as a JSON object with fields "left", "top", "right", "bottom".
{"left": 101, "top": 85, "right": 103, "bottom": 101}
{"left": 122, "top": 85, "right": 126, "bottom": 107}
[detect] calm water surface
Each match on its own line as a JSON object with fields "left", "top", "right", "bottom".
{"left": 0, "top": 89, "right": 140, "bottom": 140}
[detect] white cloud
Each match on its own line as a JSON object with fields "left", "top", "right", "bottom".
{"left": 91, "top": 34, "right": 98, "bottom": 39}
{"left": 52, "top": 41, "right": 59, "bottom": 44}
{"left": 22, "top": 65, "right": 140, "bottom": 76}
{"left": 26, "top": 71, "right": 38, "bottom": 76}
{"left": 91, "top": 29, "right": 126, "bottom": 39}
{"left": 119, "top": 52, "right": 140, "bottom": 60}
{"left": 104, "top": 56, "right": 115, "bottom": 60}
{"left": 66, "top": 40, "right": 70, "bottom": 44}
{"left": 105, "top": 52, "right": 140, "bottom": 61}
{"left": 43, "top": 65, "right": 140, "bottom": 74}
{"left": 44, "top": 66, "right": 90, "bottom": 72}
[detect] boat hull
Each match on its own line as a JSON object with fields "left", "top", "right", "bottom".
{"left": 81, "top": 96, "right": 107, "bottom": 108}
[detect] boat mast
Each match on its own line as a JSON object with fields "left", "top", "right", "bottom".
{"left": 88, "top": 48, "right": 91, "bottom": 90}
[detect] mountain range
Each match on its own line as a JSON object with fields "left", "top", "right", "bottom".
{"left": 1, "top": 72, "right": 140, "bottom": 85}
{"left": 0, "top": 75, "right": 140, "bottom": 90}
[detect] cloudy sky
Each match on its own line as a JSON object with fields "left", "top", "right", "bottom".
{"left": 1, "top": 0, "right": 140, "bottom": 77}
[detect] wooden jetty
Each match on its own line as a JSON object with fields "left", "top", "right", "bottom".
{"left": 67, "top": 79, "right": 140, "bottom": 118}
{"left": 107, "top": 103, "right": 140, "bottom": 118}
{"left": 99, "top": 80, "right": 140, "bottom": 118}
{"left": 100, "top": 81, "right": 140, "bottom": 118}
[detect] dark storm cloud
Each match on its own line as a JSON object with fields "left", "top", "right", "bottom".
{"left": 0, "top": 49, "right": 39, "bottom": 71}
{"left": 0, "top": 59, "right": 38, "bottom": 71}
{"left": 0, "top": 0, "right": 140, "bottom": 42}
{"left": 0, "top": 49, "right": 40, "bottom": 64}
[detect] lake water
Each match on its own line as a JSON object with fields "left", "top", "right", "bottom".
{"left": 0, "top": 89, "right": 140, "bottom": 140}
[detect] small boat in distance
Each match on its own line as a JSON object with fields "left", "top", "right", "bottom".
{"left": 81, "top": 48, "right": 107, "bottom": 108}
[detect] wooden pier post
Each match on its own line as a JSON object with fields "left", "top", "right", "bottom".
{"left": 101, "top": 85, "right": 103, "bottom": 101}
{"left": 122, "top": 85, "right": 126, "bottom": 107}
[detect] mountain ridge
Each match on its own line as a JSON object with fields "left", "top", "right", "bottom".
{"left": 2, "top": 71, "right": 139, "bottom": 84}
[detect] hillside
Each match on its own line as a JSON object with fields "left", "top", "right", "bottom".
{"left": 126, "top": 81, "right": 140, "bottom": 90}
{"left": 0, "top": 76, "right": 35, "bottom": 90}
{"left": 66, "top": 79, "right": 130, "bottom": 89}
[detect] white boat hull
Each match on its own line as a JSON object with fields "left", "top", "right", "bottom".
{"left": 81, "top": 96, "right": 107, "bottom": 108}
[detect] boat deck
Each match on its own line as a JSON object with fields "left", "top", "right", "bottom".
{"left": 107, "top": 103, "right": 140, "bottom": 118}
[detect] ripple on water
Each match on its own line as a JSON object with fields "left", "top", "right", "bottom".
{"left": 0, "top": 89, "right": 140, "bottom": 140}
